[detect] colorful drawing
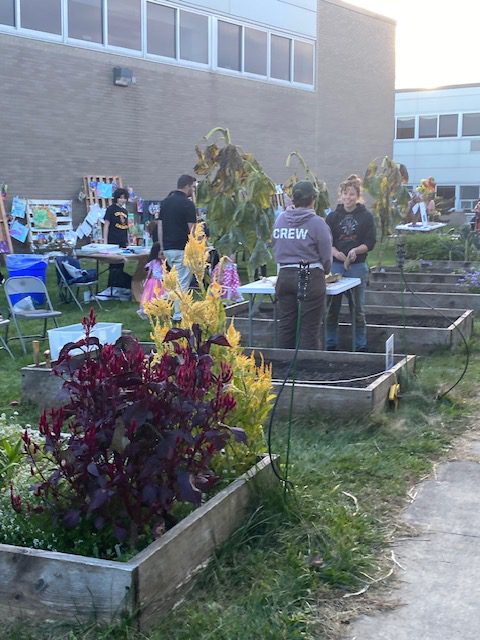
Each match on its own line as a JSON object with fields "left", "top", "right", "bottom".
{"left": 9, "top": 219, "right": 29, "bottom": 243}
{"left": 11, "top": 196, "right": 27, "bottom": 218}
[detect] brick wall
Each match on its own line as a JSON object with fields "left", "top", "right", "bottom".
{"left": 0, "top": 0, "right": 394, "bottom": 226}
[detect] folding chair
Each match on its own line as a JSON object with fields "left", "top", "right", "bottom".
{"left": 4, "top": 276, "right": 62, "bottom": 354}
{"left": 54, "top": 256, "right": 103, "bottom": 311}
{"left": 0, "top": 318, "right": 14, "bottom": 359}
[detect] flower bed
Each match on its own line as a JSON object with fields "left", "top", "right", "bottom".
{"left": 0, "top": 454, "right": 275, "bottom": 630}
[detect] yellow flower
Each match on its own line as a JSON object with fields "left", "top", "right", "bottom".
{"left": 226, "top": 319, "right": 241, "bottom": 349}
{"left": 183, "top": 223, "right": 209, "bottom": 290}
{"left": 163, "top": 264, "right": 180, "bottom": 294}
{"left": 144, "top": 297, "right": 173, "bottom": 323}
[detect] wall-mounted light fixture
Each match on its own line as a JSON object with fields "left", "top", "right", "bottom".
{"left": 113, "top": 67, "right": 136, "bottom": 87}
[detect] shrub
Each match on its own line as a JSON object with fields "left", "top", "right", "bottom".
{"left": 404, "top": 231, "right": 480, "bottom": 262}
{"left": 16, "top": 311, "right": 246, "bottom": 552}
{"left": 457, "top": 270, "right": 480, "bottom": 293}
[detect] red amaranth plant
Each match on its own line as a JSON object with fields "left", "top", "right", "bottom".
{"left": 19, "top": 311, "right": 245, "bottom": 547}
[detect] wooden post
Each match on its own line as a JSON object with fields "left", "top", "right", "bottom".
{"left": 32, "top": 340, "right": 40, "bottom": 366}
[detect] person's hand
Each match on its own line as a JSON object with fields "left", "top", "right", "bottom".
{"left": 335, "top": 250, "right": 347, "bottom": 262}
{"left": 347, "top": 248, "right": 357, "bottom": 263}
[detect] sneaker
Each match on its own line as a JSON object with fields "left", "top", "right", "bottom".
{"left": 136, "top": 309, "right": 148, "bottom": 320}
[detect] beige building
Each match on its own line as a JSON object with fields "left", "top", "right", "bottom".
{"left": 0, "top": 0, "right": 394, "bottom": 221}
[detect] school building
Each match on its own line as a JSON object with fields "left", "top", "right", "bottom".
{"left": 394, "top": 83, "right": 480, "bottom": 212}
{"left": 1, "top": 0, "right": 395, "bottom": 222}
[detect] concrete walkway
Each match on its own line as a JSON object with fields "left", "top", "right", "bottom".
{"left": 345, "top": 434, "right": 480, "bottom": 640}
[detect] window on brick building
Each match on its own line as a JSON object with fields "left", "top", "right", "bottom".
{"left": 218, "top": 20, "right": 241, "bottom": 71}
{"left": 271, "top": 34, "right": 291, "bottom": 81}
{"left": 0, "top": 0, "right": 15, "bottom": 26}
{"left": 244, "top": 27, "right": 267, "bottom": 76}
{"left": 462, "top": 113, "right": 480, "bottom": 136}
{"left": 68, "top": 0, "right": 103, "bottom": 44}
{"left": 179, "top": 10, "right": 208, "bottom": 64}
{"left": 147, "top": 2, "right": 176, "bottom": 58}
{"left": 294, "top": 40, "right": 314, "bottom": 85}
{"left": 396, "top": 117, "right": 415, "bottom": 139}
{"left": 439, "top": 114, "right": 458, "bottom": 137}
{"left": 108, "top": 0, "right": 141, "bottom": 51}
{"left": 20, "top": 0, "right": 61, "bottom": 34}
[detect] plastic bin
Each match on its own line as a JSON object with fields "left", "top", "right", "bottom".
{"left": 6, "top": 254, "right": 49, "bottom": 305}
{"left": 48, "top": 322, "right": 122, "bottom": 362}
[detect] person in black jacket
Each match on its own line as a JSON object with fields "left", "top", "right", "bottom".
{"left": 325, "top": 175, "right": 376, "bottom": 351}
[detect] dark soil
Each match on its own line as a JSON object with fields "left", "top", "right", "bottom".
{"left": 267, "top": 359, "right": 385, "bottom": 388}
{"left": 239, "top": 308, "right": 454, "bottom": 328}
{"left": 339, "top": 314, "right": 453, "bottom": 328}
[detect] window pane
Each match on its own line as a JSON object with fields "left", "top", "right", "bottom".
{"left": 436, "top": 186, "right": 455, "bottom": 212}
{"left": 108, "top": 0, "right": 141, "bottom": 50}
{"left": 294, "top": 40, "right": 313, "bottom": 84}
{"left": 463, "top": 113, "right": 480, "bottom": 136}
{"left": 419, "top": 115, "right": 437, "bottom": 138}
{"left": 20, "top": 0, "right": 61, "bottom": 34}
{"left": 271, "top": 34, "right": 291, "bottom": 81}
{"left": 244, "top": 27, "right": 267, "bottom": 75}
{"left": 396, "top": 117, "right": 415, "bottom": 139}
{"left": 218, "top": 20, "right": 241, "bottom": 71}
{"left": 180, "top": 10, "right": 208, "bottom": 63}
{"left": 68, "top": 0, "right": 102, "bottom": 43}
{"left": 439, "top": 114, "right": 458, "bottom": 137}
{"left": 0, "top": 0, "right": 15, "bottom": 26}
{"left": 460, "top": 186, "right": 479, "bottom": 199}
{"left": 147, "top": 2, "right": 175, "bottom": 58}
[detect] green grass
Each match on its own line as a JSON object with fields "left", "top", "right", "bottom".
{"left": 0, "top": 262, "right": 478, "bottom": 639}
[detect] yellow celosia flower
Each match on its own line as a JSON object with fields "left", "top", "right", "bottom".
{"left": 226, "top": 319, "right": 241, "bottom": 349}
{"left": 163, "top": 264, "right": 180, "bottom": 294}
{"left": 183, "top": 223, "right": 209, "bottom": 292}
{"left": 144, "top": 297, "right": 173, "bottom": 323}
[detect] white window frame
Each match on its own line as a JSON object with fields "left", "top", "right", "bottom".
{"left": 395, "top": 115, "right": 416, "bottom": 140}
{"left": 461, "top": 111, "right": 480, "bottom": 137}
{"left": 0, "top": 0, "right": 315, "bottom": 90}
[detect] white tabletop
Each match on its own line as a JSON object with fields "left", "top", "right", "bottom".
{"left": 238, "top": 276, "right": 361, "bottom": 296}
{"left": 395, "top": 222, "right": 447, "bottom": 233}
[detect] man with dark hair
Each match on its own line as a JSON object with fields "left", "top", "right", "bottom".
{"left": 102, "top": 187, "right": 132, "bottom": 296}
{"left": 157, "top": 174, "right": 197, "bottom": 321}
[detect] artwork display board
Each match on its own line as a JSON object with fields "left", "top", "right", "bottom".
{"left": 83, "top": 176, "right": 123, "bottom": 212}
{"left": 0, "top": 197, "right": 13, "bottom": 254}
{"left": 26, "top": 200, "right": 74, "bottom": 253}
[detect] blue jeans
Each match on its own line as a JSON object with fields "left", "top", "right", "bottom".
{"left": 326, "top": 261, "right": 369, "bottom": 350}
{"left": 164, "top": 249, "right": 192, "bottom": 321}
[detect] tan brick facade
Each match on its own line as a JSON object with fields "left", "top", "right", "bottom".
{"left": 0, "top": 1, "right": 394, "bottom": 224}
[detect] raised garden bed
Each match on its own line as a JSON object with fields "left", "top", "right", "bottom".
{"left": 364, "top": 289, "right": 480, "bottom": 311}
{"left": 221, "top": 304, "right": 472, "bottom": 355}
{"left": 246, "top": 348, "right": 415, "bottom": 417}
{"left": 0, "top": 455, "right": 275, "bottom": 631}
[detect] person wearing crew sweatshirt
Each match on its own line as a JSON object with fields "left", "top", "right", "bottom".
{"left": 325, "top": 174, "right": 376, "bottom": 352}
{"left": 272, "top": 181, "right": 332, "bottom": 349}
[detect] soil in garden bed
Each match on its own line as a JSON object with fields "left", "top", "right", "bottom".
{"left": 266, "top": 359, "right": 386, "bottom": 388}
{"left": 240, "top": 307, "right": 454, "bottom": 328}
{"left": 341, "top": 313, "right": 454, "bottom": 328}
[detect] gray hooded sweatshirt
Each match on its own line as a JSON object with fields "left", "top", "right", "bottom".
{"left": 272, "top": 206, "right": 332, "bottom": 273}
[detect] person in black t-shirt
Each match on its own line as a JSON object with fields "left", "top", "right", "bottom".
{"left": 103, "top": 188, "right": 132, "bottom": 291}
{"left": 157, "top": 175, "right": 197, "bottom": 321}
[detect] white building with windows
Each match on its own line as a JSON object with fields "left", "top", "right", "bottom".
{"left": 394, "top": 83, "right": 480, "bottom": 211}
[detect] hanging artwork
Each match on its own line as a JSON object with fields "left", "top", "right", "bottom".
{"left": 11, "top": 196, "right": 27, "bottom": 218}
{"left": 9, "top": 219, "right": 29, "bottom": 243}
